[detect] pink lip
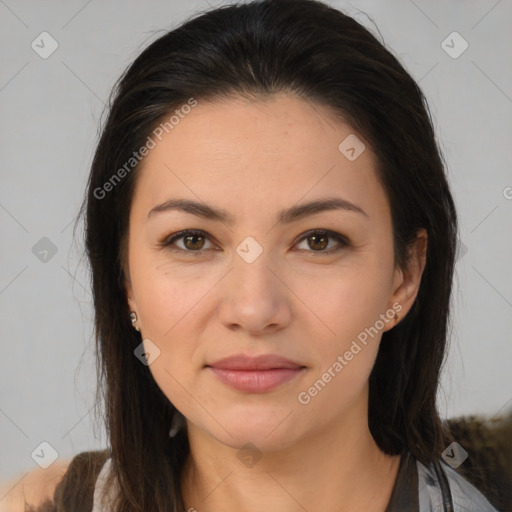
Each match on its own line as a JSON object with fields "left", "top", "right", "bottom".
{"left": 206, "top": 354, "right": 306, "bottom": 393}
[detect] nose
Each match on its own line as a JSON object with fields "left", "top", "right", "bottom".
{"left": 217, "top": 249, "right": 293, "bottom": 336}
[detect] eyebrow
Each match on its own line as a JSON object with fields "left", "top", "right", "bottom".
{"left": 147, "top": 196, "right": 368, "bottom": 225}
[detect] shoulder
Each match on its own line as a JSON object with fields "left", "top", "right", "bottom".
{"left": 442, "top": 464, "right": 500, "bottom": 512}
{"left": 0, "top": 449, "right": 110, "bottom": 512}
{"left": 445, "top": 413, "right": 512, "bottom": 511}
{"left": 416, "top": 458, "right": 499, "bottom": 512}
{"left": 0, "top": 459, "right": 70, "bottom": 512}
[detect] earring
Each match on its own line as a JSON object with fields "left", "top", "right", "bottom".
{"left": 169, "top": 410, "right": 186, "bottom": 438}
{"left": 129, "top": 311, "right": 140, "bottom": 332}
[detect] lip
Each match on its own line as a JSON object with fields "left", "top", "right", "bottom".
{"left": 206, "top": 354, "right": 306, "bottom": 393}
{"left": 207, "top": 354, "right": 304, "bottom": 371}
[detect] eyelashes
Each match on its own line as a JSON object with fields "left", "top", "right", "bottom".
{"left": 160, "top": 228, "right": 350, "bottom": 257}
{"left": 161, "top": 229, "right": 217, "bottom": 256}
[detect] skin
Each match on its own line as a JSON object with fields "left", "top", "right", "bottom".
{"left": 124, "top": 93, "right": 427, "bottom": 512}
{"left": 0, "top": 459, "right": 70, "bottom": 512}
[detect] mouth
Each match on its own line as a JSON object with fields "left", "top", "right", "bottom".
{"left": 205, "top": 354, "right": 307, "bottom": 393}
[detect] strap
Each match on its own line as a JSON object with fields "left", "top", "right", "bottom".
{"left": 92, "top": 458, "right": 117, "bottom": 512}
{"left": 52, "top": 450, "right": 110, "bottom": 512}
{"left": 433, "top": 459, "right": 454, "bottom": 512}
{"left": 384, "top": 450, "right": 420, "bottom": 511}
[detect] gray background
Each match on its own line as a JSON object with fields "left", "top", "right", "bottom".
{"left": 1, "top": 0, "right": 511, "bottom": 484}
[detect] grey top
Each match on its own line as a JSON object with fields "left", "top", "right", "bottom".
{"left": 92, "top": 451, "right": 499, "bottom": 511}
{"left": 385, "top": 450, "right": 499, "bottom": 511}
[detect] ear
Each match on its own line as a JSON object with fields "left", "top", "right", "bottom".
{"left": 125, "top": 273, "right": 137, "bottom": 312}
{"left": 122, "top": 255, "right": 138, "bottom": 313}
{"left": 385, "top": 228, "right": 428, "bottom": 328}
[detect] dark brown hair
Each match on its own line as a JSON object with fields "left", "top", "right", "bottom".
{"left": 38, "top": 0, "right": 460, "bottom": 510}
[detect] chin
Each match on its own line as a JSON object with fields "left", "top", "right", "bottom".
{"left": 205, "top": 409, "right": 305, "bottom": 452}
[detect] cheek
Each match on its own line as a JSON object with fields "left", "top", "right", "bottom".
{"left": 292, "top": 271, "right": 388, "bottom": 418}
{"left": 134, "top": 271, "right": 206, "bottom": 414}
{"left": 131, "top": 249, "right": 214, "bottom": 339}
{"left": 136, "top": 274, "right": 206, "bottom": 373}
{"left": 128, "top": 254, "right": 207, "bottom": 387}
{"left": 292, "top": 261, "right": 393, "bottom": 344}
{"left": 288, "top": 261, "right": 393, "bottom": 406}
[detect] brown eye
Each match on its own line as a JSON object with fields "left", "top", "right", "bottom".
{"left": 162, "top": 230, "right": 215, "bottom": 255}
{"left": 295, "top": 229, "right": 349, "bottom": 254}
{"left": 307, "top": 233, "right": 328, "bottom": 251}
{"left": 183, "top": 233, "right": 206, "bottom": 250}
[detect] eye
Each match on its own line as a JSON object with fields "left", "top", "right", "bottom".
{"left": 161, "top": 228, "right": 349, "bottom": 256}
{"left": 294, "top": 229, "right": 349, "bottom": 254}
{"left": 161, "top": 229, "right": 217, "bottom": 255}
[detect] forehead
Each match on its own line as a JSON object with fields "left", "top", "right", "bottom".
{"left": 130, "top": 93, "right": 389, "bottom": 224}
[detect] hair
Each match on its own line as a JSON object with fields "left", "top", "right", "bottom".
{"left": 40, "top": 0, "right": 461, "bottom": 510}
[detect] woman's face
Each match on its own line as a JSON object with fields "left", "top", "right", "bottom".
{"left": 124, "top": 93, "right": 425, "bottom": 451}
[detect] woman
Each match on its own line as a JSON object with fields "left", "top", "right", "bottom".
{"left": 21, "top": 0, "right": 501, "bottom": 510}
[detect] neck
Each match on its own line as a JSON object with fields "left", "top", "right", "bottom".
{"left": 180, "top": 393, "right": 401, "bottom": 512}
